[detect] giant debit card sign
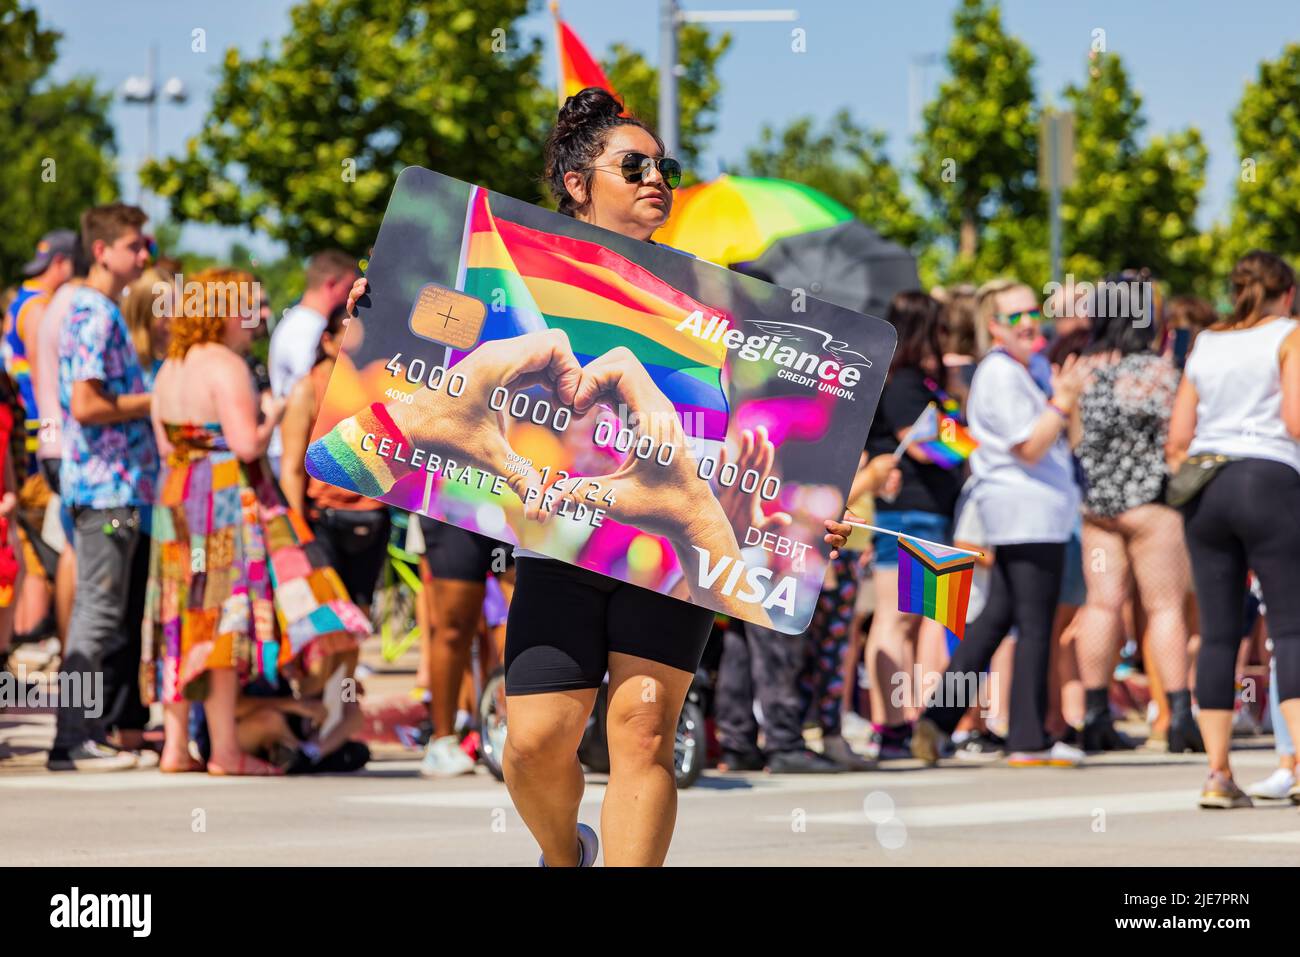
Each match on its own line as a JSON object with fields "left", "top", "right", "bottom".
{"left": 306, "top": 167, "right": 896, "bottom": 633}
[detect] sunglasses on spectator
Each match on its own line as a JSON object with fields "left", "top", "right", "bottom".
{"left": 997, "top": 308, "right": 1042, "bottom": 326}
{"left": 584, "top": 152, "right": 683, "bottom": 190}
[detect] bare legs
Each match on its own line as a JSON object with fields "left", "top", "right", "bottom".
{"left": 1075, "top": 505, "right": 1192, "bottom": 697}
{"left": 503, "top": 652, "right": 694, "bottom": 867}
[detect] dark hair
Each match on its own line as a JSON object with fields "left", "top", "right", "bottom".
{"left": 543, "top": 87, "right": 662, "bottom": 218}
{"left": 70, "top": 233, "right": 91, "bottom": 279}
{"left": 80, "top": 202, "right": 147, "bottom": 257}
{"left": 937, "top": 284, "right": 978, "bottom": 357}
{"left": 1047, "top": 328, "right": 1091, "bottom": 365}
{"left": 1164, "top": 295, "right": 1217, "bottom": 333}
{"left": 314, "top": 303, "right": 349, "bottom": 367}
{"left": 885, "top": 290, "right": 946, "bottom": 375}
{"left": 1225, "top": 250, "right": 1296, "bottom": 329}
{"left": 1085, "top": 269, "right": 1159, "bottom": 356}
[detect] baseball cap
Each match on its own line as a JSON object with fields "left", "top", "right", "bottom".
{"left": 21, "top": 230, "right": 78, "bottom": 277}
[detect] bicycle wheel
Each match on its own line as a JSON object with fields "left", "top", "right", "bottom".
{"left": 477, "top": 666, "right": 508, "bottom": 782}
{"left": 674, "top": 699, "right": 706, "bottom": 789}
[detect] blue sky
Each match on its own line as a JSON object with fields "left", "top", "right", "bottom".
{"left": 33, "top": 0, "right": 1300, "bottom": 258}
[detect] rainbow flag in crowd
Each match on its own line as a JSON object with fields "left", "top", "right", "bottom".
{"left": 553, "top": 4, "right": 618, "bottom": 105}
{"left": 460, "top": 187, "right": 730, "bottom": 441}
{"left": 902, "top": 402, "right": 977, "bottom": 470}
{"left": 898, "top": 535, "right": 976, "bottom": 640}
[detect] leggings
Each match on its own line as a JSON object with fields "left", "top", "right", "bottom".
{"left": 923, "top": 541, "right": 1065, "bottom": 752}
{"left": 1182, "top": 458, "right": 1300, "bottom": 710}
{"left": 798, "top": 550, "right": 859, "bottom": 736}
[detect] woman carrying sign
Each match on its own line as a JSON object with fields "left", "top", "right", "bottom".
{"left": 347, "top": 89, "right": 859, "bottom": 865}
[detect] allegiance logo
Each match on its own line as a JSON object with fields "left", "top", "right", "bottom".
{"left": 675, "top": 311, "right": 869, "bottom": 400}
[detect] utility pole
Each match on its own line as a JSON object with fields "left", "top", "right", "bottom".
{"left": 1039, "top": 108, "right": 1075, "bottom": 284}
{"left": 659, "top": 2, "right": 798, "bottom": 158}
{"left": 122, "top": 42, "right": 188, "bottom": 222}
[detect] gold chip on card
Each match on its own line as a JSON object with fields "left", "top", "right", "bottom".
{"left": 407, "top": 283, "right": 486, "bottom": 350}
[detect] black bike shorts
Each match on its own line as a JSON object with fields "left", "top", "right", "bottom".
{"left": 419, "top": 516, "right": 514, "bottom": 582}
{"left": 504, "top": 556, "right": 714, "bottom": 695}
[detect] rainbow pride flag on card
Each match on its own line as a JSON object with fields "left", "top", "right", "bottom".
{"left": 898, "top": 535, "right": 976, "bottom": 640}
{"left": 458, "top": 186, "right": 731, "bottom": 440}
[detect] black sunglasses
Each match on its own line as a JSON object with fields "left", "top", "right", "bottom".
{"left": 584, "top": 152, "right": 682, "bottom": 190}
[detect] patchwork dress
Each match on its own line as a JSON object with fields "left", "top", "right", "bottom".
{"left": 141, "top": 422, "right": 371, "bottom": 704}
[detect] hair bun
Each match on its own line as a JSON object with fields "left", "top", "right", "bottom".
{"left": 556, "top": 87, "right": 624, "bottom": 133}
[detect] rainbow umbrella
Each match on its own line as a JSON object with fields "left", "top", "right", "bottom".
{"left": 655, "top": 174, "right": 853, "bottom": 267}
{"left": 656, "top": 174, "right": 918, "bottom": 318}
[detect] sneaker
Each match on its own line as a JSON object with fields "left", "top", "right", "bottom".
{"left": 289, "top": 741, "right": 372, "bottom": 775}
{"left": 1288, "top": 782, "right": 1300, "bottom": 806}
{"left": 765, "top": 748, "right": 844, "bottom": 773}
{"left": 1199, "top": 771, "right": 1253, "bottom": 809}
{"left": 1245, "top": 768, "right": 1296, "bottom": 800}
{"left": 909, "top": 717, "right": 947, "bottom": 766}
{"left": 1232, "top": 703, "right": 1262, "bottom": 737}
{"left": 871, "top": 723, "right": 914, "bottom": 761}
{"left": 46, "top": 741, "right": 139, "bottom": 772}
{"left": 954, "top": 729, "right": 1006, "bottom": 763}
{"left": 840, "top": 710, "right": 872, "bottom": 740}
{"left": 716, "top": 749, "right": 764, "bottom": 772}
{"left": 539, "top": 822, "right": 599, "bottom": 867}
{"left": 419, "top": 734, "right": 476, "bottom": 779}
{"left": 820, "top": 734, "right": 876, "bottom": 771}
{"left": 1008, "top": 741, "right": 1085, "bottom": 767}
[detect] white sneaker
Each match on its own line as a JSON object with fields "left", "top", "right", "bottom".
{"left": 1008, "top": 741, "right": 1085, "bottom": 767}
{"left": 840, "top": 710, "right": 871, "bottom": 740}
{"left": 46, "top": 741, "right": 139, "bottom": 772}
{"left": 1246, "top": 768, "right": 1296, "bottom": 800}
{"left": 419, "top": 735, "right": 476, "bottom": 779}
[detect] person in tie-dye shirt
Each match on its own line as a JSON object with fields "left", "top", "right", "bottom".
{"left": 47, "top": 203, "right": 158, "bottom": 773}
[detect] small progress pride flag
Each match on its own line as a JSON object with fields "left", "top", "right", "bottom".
{"left": 896, "top": 402, "right": 977, "bottom": 470}
{"left": 897, "top": 535, "right": 976, "bottom": 641}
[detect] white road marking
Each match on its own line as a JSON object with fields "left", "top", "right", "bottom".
{"left": 338, "top": 770, "right": 976, "bottom": 809}
{"left": 1220, "top": 830, "right": 1300, "bottom": 844}
{"left": 758, "top": 789, "right": 1199, "bottom": 827}
{"left": 0, "top": 772, "right": 259, "bottom": 791}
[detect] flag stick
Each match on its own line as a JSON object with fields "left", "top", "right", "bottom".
{"left": 550, "top": 1, "right": 565, "bottom": 107}
{"left": 891, "top": 401, "right": 938, "bottom": 460}
{"left": 846, "top": 521, "right": 983, "bottom": 559}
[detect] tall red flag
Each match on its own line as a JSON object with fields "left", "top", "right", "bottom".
{"left": 551, "top": 2, "right": 619, "bottom": 105}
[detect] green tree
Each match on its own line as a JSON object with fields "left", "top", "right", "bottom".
{"left": 916, "top": 0, "right": 1038, "bottom": 263}
{"left": 0, "top": 0, "right": 118, "bottom": 281}
{"left": 142, "top": 0, "right": 552, "bottom": 257}
{"left": 741, "top": 110, "right": 927, "bottom": 250}
{"left": 1061, "top": 51, "right": 1207, "bottom": 291}
{"left": 1226, "top": 43, "right": 1300, "bottom": 267}
{"left": 602, "top": 23, "right": 730, "bottom": 174}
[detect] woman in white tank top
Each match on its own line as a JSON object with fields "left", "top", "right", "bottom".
{"left": 1167, "top": 250, "right": 1300, "bottom": 810}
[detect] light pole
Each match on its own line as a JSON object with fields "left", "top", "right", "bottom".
{"left": 122, "top": 42, "right": 188, "bottom": 221}
{"left": 908, "top": 52, "right": 941, "bottom": 140}
{"left": 658, "top": 1, "right": 799, "bottom": 158}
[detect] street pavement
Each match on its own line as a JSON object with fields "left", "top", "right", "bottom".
{"left": 4, "top": 636, "right": 1297, "bottom": 866}
{"left": 2, "top": 724, "right": 1296, "bottom": 866}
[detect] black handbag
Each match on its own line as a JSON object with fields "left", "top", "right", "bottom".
{"left": 1165, "top": 453, "right": 1237, "bottom": 508}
